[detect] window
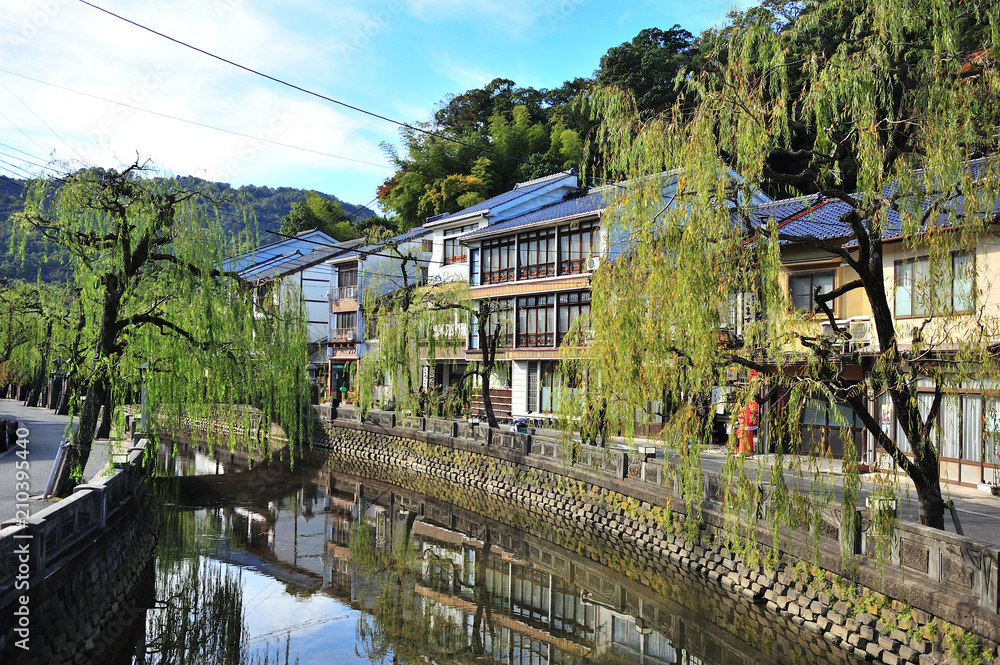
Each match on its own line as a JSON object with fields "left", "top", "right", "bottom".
{"left": 470, "top": 248, "right": 480, "bottom": 286}
{"left": 338, "top": 265, "right": 358, "bottom": 288}
{"left": 527, "top": 360, "right": 558, "bottom": 413}
{"left": 558, "top": 221, "right": 598, "bottom": 275}
{"left": 517, "top": 295, "right": 555, "bottom": 347}
{"left": 443, "top": 224, "right": 476, "bottom": 265}
{"left": 482, "top": 236, "right": 516, "bottom": 284}
{"left": 254, "top": 283, "right": 275, "bottom": 313}
{"left": 931, "top": 393, "right": 984, "bottom": 462}
{"left": 333, "top": 311, "right": 357, "bottom": 340}
{"left": 557, "top": 291, "right": 591, "bottom": 345}
{"left": 518, "top": 229, "right": 555, "bottom": 280}
{"left": 788, "top": 271, "right": 834, "bottom": 312}
{"left": 470, "top": 298, "right": 512, "bottom": 349}
{"left": 895, "top": 253, "right": 974, "bottom": 317}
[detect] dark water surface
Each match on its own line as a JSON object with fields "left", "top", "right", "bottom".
{"left": 134, "top": 439, "right": 862, "bottom": 665}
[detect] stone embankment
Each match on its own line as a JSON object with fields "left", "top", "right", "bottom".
{"left": 0, "top": 439, "right": 159, "bottom": 664}
{"left": 317, "top": 406, "right": 1000, "bottom": 665}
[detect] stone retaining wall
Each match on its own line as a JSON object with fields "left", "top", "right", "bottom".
{"left": 0, "top": 440, "right": 160, "bottom": 664}
{"left": 318, "top": 408, "right": 1000, "bottom": 665}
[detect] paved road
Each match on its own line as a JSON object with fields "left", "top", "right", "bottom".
{"left": 0, "top": 398, "right": 112, "bottom": 524}
{"left": 687, "top": 447, "right": 1000, "bottom": 548}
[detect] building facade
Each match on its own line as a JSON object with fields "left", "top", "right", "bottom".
{"left": 326, "top": 227, "right": 432, "bottom": 399}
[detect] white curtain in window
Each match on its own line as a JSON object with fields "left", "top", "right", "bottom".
{"left": 940, "top": 395, "right": 960, "bottom": 459}
{"left": 963, "top": 396, "right": 982, "bottom": 462}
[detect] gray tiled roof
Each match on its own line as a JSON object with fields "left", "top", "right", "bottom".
{"left": 333, "top": 226, "right": 432, "bottom": 262}
{"left": 241, "top": 243, "right": 359, "bottom": 283}
{"left": 460, "top": 188, "right": 613, "bottom": 240}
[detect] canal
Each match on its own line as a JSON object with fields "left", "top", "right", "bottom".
{"left": 133, "top": 438, "right": 864, "bottom": 665}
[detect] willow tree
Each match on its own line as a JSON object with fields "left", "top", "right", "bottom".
{"left": 576, "top": 0, "right": 1000, "bottom": 530}
{"left": 359, "top": 274, "right": 510, "bottom": 429}
{"left": 12, "top": 162, "right": 311, "bottom": 496}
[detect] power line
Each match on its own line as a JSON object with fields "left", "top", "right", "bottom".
{"left": 0, "top": 148, "right": 70, "bottom": 177}
{"left": 0, "top": 157, "right": 44, "bottom": 180}
{"left": 0, "top": 151, "right": 71, "bottom": 182}
{"left": 0, "top": 107, "right": 51, "bottom": 159}
{"left": 0, "top": 140, "right": 54, "bottom": 163}
{"left": 347, "top": 197, "right": 380, "bottom": 221}
{"left": 0, "top": 78, "right": 84, "bottom": 162}
{"left": 261, "top": 229, "right": 430, "bottom": 264}
{"left": 0, "top": 68, "right": 392, "bottom": 171}
{"left": 76, "top": 0, "right": 557, "bottom": 174}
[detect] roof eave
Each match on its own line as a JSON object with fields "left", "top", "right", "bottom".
{"left": 460, "top": 209, "right": 603, "bottom": 244}
{"left": 424, "top": 210, "right": 489, "bottom": 229}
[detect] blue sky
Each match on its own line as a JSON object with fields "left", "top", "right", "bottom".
{"left": 1, "top": 0, "right": 749, "bottom": 212}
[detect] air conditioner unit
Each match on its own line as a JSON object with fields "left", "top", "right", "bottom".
{"left": 346, "top": 331, "right": 357, "bottom": 341}
{"left": 584, "top": 256, "right": 601, "bottom": 272}
{"left": 847, "top": 318, "right": 873, "bottom": 353}
{"left": 346, "top": 287, "right": 357, "bottom": 299}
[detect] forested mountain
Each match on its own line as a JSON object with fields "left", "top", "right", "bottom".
{"left": 0, "top": 174, "right": 375, "bottom": 283}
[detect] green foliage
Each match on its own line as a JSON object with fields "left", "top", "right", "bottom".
{"left": 596, "top": 26, "right": 696, "bottom": 113}
{"left": 278, "top": 191, "right": 361, "bottom": 241}
{"left": 378, "top": 78, "right": 592, "bottom": 229}
{"left": 0, "top": 173, "right": 373, "bottom": 284}
{"left": 946, "top": 624, "right": 989, "bottom": 665}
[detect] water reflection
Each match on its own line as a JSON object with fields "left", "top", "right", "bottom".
{"left": 143, "top": 441, "right": 859, "bottom": 665}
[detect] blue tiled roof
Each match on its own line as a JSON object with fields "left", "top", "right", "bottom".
{"left": 426, "top": 170, "right": 576, "bottom": 223}
{"left": 882, "top": 157, "right": 991, "bottom": 199}
{"left": 460, "top": 188, "right": 613, "bottom": 240}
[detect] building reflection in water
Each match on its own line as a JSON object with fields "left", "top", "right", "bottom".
{"left": 150, "top": 442, "right": 847, "bottom": 665}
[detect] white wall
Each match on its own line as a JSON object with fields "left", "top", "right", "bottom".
{"left": 300, "top": 263, "right": 333, "bottom": 343}
{"left": 511, "top": 360, "right": 529, "bottom": 416}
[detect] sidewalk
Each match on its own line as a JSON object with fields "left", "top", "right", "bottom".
{"left": 692, "top": 446, "right": 1000, "bottom": 548}
{"left": 0, "top": 398, "right": 115, "bottom": 524}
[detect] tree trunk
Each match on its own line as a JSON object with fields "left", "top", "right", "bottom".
{"left": 914, "top": 450, "right": 945, "bottom": 529}
{"left": 52, "top": 380, "right": 105, "bottom": 497}
{"left": 479, "top": 302, "right": 502, "bottom": 429}
{"left": 96, "top": 389, "right": 114, "bottom": 440}
{"left": 53, "top": 276, "right": 123, "bottom": 497}
{"left": 480, "top": 365, "right": 499, "bottom": 429}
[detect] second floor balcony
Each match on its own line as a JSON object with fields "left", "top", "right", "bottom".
{"left": 330, "top": 286, "right": 358, "bottom": 302}
{"left": 330, "top": 327, "right": 359, "bottom": 343}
